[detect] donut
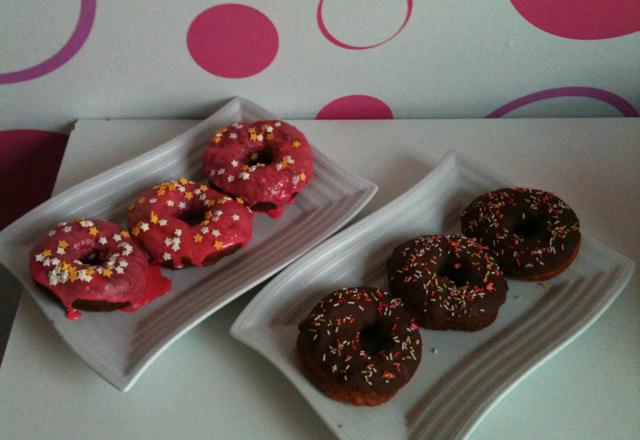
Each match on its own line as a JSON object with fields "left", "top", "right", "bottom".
{"left": 297, "top": 287, "right": 422, "bottom": 406}
{"left": 29, "top": 218, "right": 171, "bottom": 320}
{"left": 127, "top": 178, "right": 253, "bottom": 269}
{"left": 387, "top": 235, "right": 508, "bottom": 331}
{"left": 461, "top": 188, "right": 580, "bottom": 281}
{"left": 203, "top": 120, "right": 313, "bottom": 218}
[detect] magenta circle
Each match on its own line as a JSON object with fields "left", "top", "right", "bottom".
{"left": 187, "top": 4, "right": 279, "bottom": 79}
{"left": 0, "top": 129, "right": 68, "bottom": 229}
{"left": 316, "top": 95, "right": 394, "bottom": 119}
{"left": 487, "top": 87, "right": 639, "bottom": 118}
{"left": 317, "top": 0, "right": 413, "bottom": 50}
{"left": 0, "top": 1, "right": 96, "bottom": 85}
{"left": 511, "top": 0, "right": 639, "bottom": 40}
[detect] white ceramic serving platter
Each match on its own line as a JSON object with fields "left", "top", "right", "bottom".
{"left": 231, "top": 150, "right": 635, "bottom": 440}
{"left": 0, "top": 98, "right": 377, "bottom": 392}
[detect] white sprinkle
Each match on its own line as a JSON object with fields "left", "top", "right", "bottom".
{"left": 229, "top": 133, "right": 238, "bottom": 139}
{"left": 211, "top": 229, "right": 221, "bottom": 237}
{"left": 227, "top": 175, "right": 235, "bottom": 182}
{"left": 174, "top": 229, "right": 182, "bottom": 237}
{"left": 163, "top": 252, "right": 172, "bottom": 261}
{"left": 166, "top": 200, "right": 175, "bottom": 207}
{"left": 231, "top": 214, "right": 240, "bottom": 221}
{"left": 140, "top": 222, "right": 150, "bottom": 232}
{"left": 98, "top": 237, "right": 108, "bottom": 245}
{"left": 178, "top": 202, "right": 186, "bottom": 210}
{"left": 112, "top": 234, "right": 122, "bottom": 242}
{"left": 47, "top": 230, "right": 56, "bottom": 237}
{"left": 231, "top": 160, "right": 239, "bottom": 167}
{"left": 159, "top": 219, "right": 168, "bottom": 226}
{"left": 239, "top": 172, "right": 250, "bottom": 181}
{"left": 217, "top": 168, "right": 225, "bottom": 175}
{"left": 63, "top": 226, "right": 72, "bottom": 233}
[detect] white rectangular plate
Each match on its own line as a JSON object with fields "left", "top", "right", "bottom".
{"left": 231, "top": 150, "right": 635, "bottom": 440}
{"left": 0, "top": 98, "right": 377, "bottom": 392}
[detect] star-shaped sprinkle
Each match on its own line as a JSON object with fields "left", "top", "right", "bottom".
{"left": 63, "top": 226, "right": 72, "bottom": 233}
{"left": 214, "top": 240, "right": 224, "bottom": 250}
{"left": 249, "top": 133, "right": 258, "bottom": 141}
{"left": 58, "top": 240, "right": 69, "bottom": 249}
{"left": 121, "top": 230, "right": 130, "bottom": 238}
{"left": 174, "top": 229, "right": 182, "bottom": 237}
{"left": 89, "top": 227, "right": 99, "bottom": 236}
{"left": 140, "top": 222, "right": 150, "bottom": 232}
{"left": 112, "top": 233, "right": 122, "bottom": 242}
{"left": 163, "top": 252, "right": 171, "bottom": 261}
{"left": 184, "top": 192, "right": 194, "bottom": 200}
{"left": 193, "top": 233, "right": 203, "bottom": 243}
{"left": 159, "top": 219, "right": 168, "bottom": 226}
{"left": 256, "top": 134, "right": 264, "bottom": 142}
{"left": 167, "top": 200, "right": 175, "bottom": 207}
{"left": 239, "top": 172, "right": 250, "bottom": 180}
{"left": 231, "top": 214, "right": 240, "bottom": 221}
{"left": 47, "top": 230, "right": 56, "bottom": 237}
{"left": 274, "top": 121, "right": 281, "bottom": 127}
{"left": 178, "top": 177, "right": 189, "bottom": 185}
{"left": 300, "top": 172, "right": 307, "bottom": 182}
{"left": 231, "top": 160, "right": 239, "bottom": 167}
{"left": 80, "top": 220, "right": 94, "bottom": 228}
{"left": 211, "top": 229, "right": 221, "bottom": 237}
{"left": 115, "top": 267, "right": 125, "bottom": 274}
{"left": 216, "top": 168, "right": 225, "bottom": 175}
{"left": 201, "top": 227, "right": 209, "bottom": 234}
{"left": 178, "top": 202, "right": 186, "bottom": 210}
{"left": 102, "top": 268, "right": 113, "bottom": 278}
{"left": 119, "top": 260, "right": 128, "bottom": 268}
{"left": 292, "top": 140, "right": 301, "bottom": 148}
{"left": 149, "top": 212, "right": 159, "bottom": 224}
{"left": 35, "top": 253, "right": 45, "bottom": 262}
{"left": 227, "top": 175, "right": 235, "bottom": 182}
{"left": 229, "top": 133, "right": 238, "bottom": 140}
{"left": 132, "top": 226, "right": 140, "bottom": 236}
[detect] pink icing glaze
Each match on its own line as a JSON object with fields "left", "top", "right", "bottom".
{"left": 203, "top": 120, "right": 313, "bottom": 214}
{"left": 29, "top": 218, "right": 171, "bottom": 319}
{"left": 121, "top": 264, "right": 172, "bottom": 312}
{"left": 127, "top": 178, "right": 254, "bottom": 268}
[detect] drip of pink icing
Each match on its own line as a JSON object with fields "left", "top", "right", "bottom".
{"left": 122, "top": 264, "right": 172, "bottom": 312}
{"left": 266, "top": 206, "right": 285, "bottom": 219}
{"left": 65, "top": 308, "right": 81, "bottom": 320}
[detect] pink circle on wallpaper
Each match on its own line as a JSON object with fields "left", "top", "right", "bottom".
{"left": 187, "top": 4, "right": 279, "bottom": 78}
{"left": 487, "top": 87, "right": 639, "bottom": 118}
{"left": 0, "top": 0, "right": 96, "bottom": 84}
{"left": 316, "top": 95, "right": 393, "bottom": 119}
{"left": 511, "top": 0, "right": 640, "bottom": 40}
{"left": 317, "top": 0, "right": 413, "bottom": 50}
{"left": 0, "top": 130, "right": 68, "bottom": 229}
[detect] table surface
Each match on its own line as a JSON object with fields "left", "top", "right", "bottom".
{"left": 1, "top": 117, "right": 638, "bottom": 440}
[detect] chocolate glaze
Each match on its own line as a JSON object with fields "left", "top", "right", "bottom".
{"left": 127, "top": 178, "right": 253, "bottom": 268}
{"left": 297, "top": 287, "right": 421, "bottom": 399}
{"left": 387, "top": 235, "right": 508, "bottom": 331}
{"left": 461, "top": 188, "right": 580, "bottom": 280}
{"left": 203, "top": 120, "right": 313, "bottom": 214}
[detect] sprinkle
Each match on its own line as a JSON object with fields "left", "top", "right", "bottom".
{"left": 227, "top": 175, "right": 235, "bottom": 182}
{"left": 214, "top": 240, "right": 224, "bottom": 250}
{"left": 231, "top": 214, "right": 240, "bottom": 221}
{"left": 102, "top": 268, "right": 113, "bottom": 278}
{"left": 140, "top": 222, "right": 150, "bottom": 232}
{"left": 63, "top": 226, "right": 72, "bottom": 233}
{"left": 159, "top": 219, "right": 168, "bottom": 226}
{"left": 88, "top": 227, "right": 99, "bottom": 236}
{"left": 211, "top": 229, "right": 221, "bottom": 237}
{"left": 193, "top": 233, "right": 203, "bottom": 243}
{"left": 166, "top": 200, "right": 175, "bottom": 207}
{"left": 163, "top": 252, "right": 171, "bottom": 261}
{"left": 178, "top": 202, "right": 186, "bottom": 210}
{"left": 292, "top": 140, "right": 301, "bottom": 148}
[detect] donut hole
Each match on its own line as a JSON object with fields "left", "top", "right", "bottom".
{"left": 512, "top": 212, "right": 545, "bottom": 239}
{"left": 359, "top": 322, "right": 395, "bottom": 355}
{"left": 177, "top": 208, "right": 206, "bottom": 226}
{"left": 439, "top": 259, "right": 473, "bottom": 287}
{"left": 246, "top": 146, "right": 275, "bottom": 166}
{"left": 80, "top": 249, "right": 108, "bottom": 265}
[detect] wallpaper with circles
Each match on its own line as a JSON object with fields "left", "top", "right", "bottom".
{"left": 0, "top": 0, "right": 638, "bottom": 227}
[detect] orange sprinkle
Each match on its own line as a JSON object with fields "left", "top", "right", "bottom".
{"left": 300, "top": 172, "right": 306, "bottom": 182}
{"left": 41, "top": 249, "right": 52, "bottom": 257}
{"left": 121, "top": 230, "right": 130, "bottom": 238}
{"left": 292, "top": 140, "right": 301, "bottom": 148}
{"left": 57, "top": 240, "right": 69, "bottom": 249}
{"left": 178, "top": 177, "right": 189, "bottom": 185}
{"left": 132, "top": 226, "right": 141, "bottom": 236}
{"left": 102, "top": 268, "right": 113, "bottom": 278}
{"left": 137, "top": 197, "right": 146, "bottom": 204}
{"left": 89, "top": 227, "right": 99, "bottom": 236}
{"left": 214, "top": 240, "right": 224, "bottom": 250}
{"left": 149, "top": 211, "right": 159, "bottom": 224}
{"left": 193, "top": 233, "right": 203, "bottom": 243}
{"left": 184, "top": 192, "right": 194, "bottom": 200}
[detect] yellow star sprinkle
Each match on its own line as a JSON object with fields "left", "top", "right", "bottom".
{"left": 132, "top": 226, "right": 141, "bottom": 236}
{"left": 215, "top": 127, "right": 228, "bottom": 134}
{"left": 149, "top": 211, "right": 159, "bottom": 224}
{"left": 156, "top": 189, "right": 166, "bottom": 197}
{"left": 84, "top": 267, "right": 95, "bottom": 276}
{"left": 193, "top": 233, "right": 203, "bottom": 243}
{"left": 249, "top": 133, "right": 258, "bottom": 142}
{"left": 137, "top": 197, "right": 146, "bottom": 204}
{"left": 213, "top": 137, "right": 221, "bottom": 144}
{"left": 41, "top": 249, "right": 52, "bottom": 257}
{"left": 200, "top": 184, "right": 209, "bottom": 192}
{"left": 68, "top": 267, "right": 78, "bottom": 282}
{"left": 214, "top": 240, "right": 224, "bottom": 250}
{"left": 184, "top": 192, "right": 194, "bottom": 200}
{"left": 292, "top": 140, "right": 301, "bottom": 148}
{"left": 235, "top": 197, "right": 245, "bottom": 205}
{"left": 74, "top": 216, "right": 86, "bottom": 221}
{"left": 89, "top": 227, "right": 99, "bottom": 236}
{"left": 57, "top": 240, "right": 69, "bottom": 249}
{"left": 266, "top": 134, "right": 274, "bottom": 141}
{"left": 178, "top": 177, "right": 189, "bottom": 185}
{"left": 121, "top": 230, "right": 130, "bottom": 238}
{"left": 102, "top": 268, "right": 113, "bottom": 278}
{"left": 300, "top": 172, "right": 306, "bottom": 182}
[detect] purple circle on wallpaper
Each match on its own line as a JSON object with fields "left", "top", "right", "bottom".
{"left": 487, "top": 87, "right": 639, "bottom": 118}
{"left": 0, "top": 130, "right": 68, "bottom": 229}
{"left": 317, "top": 0, "right": 413, "bottom": 50}
{"left": 316, "top": 95, "right": 393, "bottom": 119}
{"left": 511, "top": 0, "right": 640, "bottom": 40}
{"left": 187, "top": 4, "right": 279, "bottom": 79}
{"left": 0, "top": 0, "right": 96, "bottom": 84}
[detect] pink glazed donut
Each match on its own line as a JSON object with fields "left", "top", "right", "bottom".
{"left": 203, "top": 120, "right": 314, "bottom": 218}
{"left": 29, "top": 218, "right": 171, "bottom": 320}
{"left": 127, "top": 178, "right": 254, "bottom": 269}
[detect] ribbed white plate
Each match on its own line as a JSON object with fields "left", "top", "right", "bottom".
{"left": 0, "top": 98, "right": 377, "bottom": 392}
{"left": 231, "top": 150, "right": 634, "bottom": 440}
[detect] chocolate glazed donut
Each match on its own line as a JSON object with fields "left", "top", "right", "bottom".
{"left": 297, "top": 287, "right": 422, "bottom": 406}
{"left": 461, "top": 188, "right": 580, "bottom": 281}
{"left": 387, "top": 235, "right": 508, "bottom": 331}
